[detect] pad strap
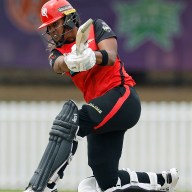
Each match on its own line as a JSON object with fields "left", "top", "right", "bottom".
{"left": 120, "top": 168, "right": 161, "bottom": 191}
{"left": 126, "top": 168, "right": 139, "bottom": 185}
{"left": 147, "top": 172, "right": 158, "bottom": 186}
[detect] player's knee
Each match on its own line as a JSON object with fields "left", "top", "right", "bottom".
{"left": 78, "top": 105, "right": 100, "bottom": 136}
{"left": 51, "top": 99, "right": 79, "bottom": 141}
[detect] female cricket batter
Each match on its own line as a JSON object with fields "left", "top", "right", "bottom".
{"left": 24, "top": 0, "right": 179, "bottom": 192}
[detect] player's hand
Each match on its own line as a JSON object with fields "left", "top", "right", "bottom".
{"left": 71, "top": 43, "right": 88, "bottom": 54}
{"left": 64, "top": 46, "right": 96, "bottom": 72}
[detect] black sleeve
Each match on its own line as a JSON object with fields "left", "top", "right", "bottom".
{"left": 93, "top": 19, "right": 117, "bottom": 44}
{"left": 49, "top": 49, "right": 62, "bottom": 68}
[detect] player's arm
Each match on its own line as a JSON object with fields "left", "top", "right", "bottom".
{"left": 95, "top": 37, "right": 117, "bottom": 66}
{"left": 49, "top": 50, "right": 70, "bottom": 73}
{"left": 53, "top": 55, "right": 70, "bottom": 73}
{"left": 63, "top": 37, "right": 117, "bottom": 72}
{"left": 93, "top": 19, "right": 118, "bottom": 66}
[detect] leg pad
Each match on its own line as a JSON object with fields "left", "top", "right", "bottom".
{"left": 27, "top": 100, "right": 79, "bottom": 192}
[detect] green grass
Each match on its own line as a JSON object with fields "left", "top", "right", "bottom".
{"left": 0, "top": 190, "right": 71, "bottom": 192}
{"left": 0, "top": 191, "right": 191, "bottom": 192}
{"left": 0, "top": 190, "right": 72, "bottom": 192}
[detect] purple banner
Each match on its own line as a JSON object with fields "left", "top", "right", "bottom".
{"left": 0, "top": 0, "right": 192, "bottom": 72}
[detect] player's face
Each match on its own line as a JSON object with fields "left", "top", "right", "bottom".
{"left": 63, "top": 26, "right": 77, "bottom": 43}
{"left": 47, "top": 18, "right": 77, "bottom": 43}
{"left": 47, "top": 19, "right": 65, "bottom": 42}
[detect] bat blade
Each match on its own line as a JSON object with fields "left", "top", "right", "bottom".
{"left": 76, "top": 18, "right": 93, "bottom": 55}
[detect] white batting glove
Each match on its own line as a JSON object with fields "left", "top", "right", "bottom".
{"left": 71, "top": 43, "right": 88, "bottom": 54}
{"left": 64, "top": 46, "right": 96, "bottom": 72}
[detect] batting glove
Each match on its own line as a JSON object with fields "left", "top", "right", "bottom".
{"left": 64, "top": 46, "right": 96, "bottom": 72}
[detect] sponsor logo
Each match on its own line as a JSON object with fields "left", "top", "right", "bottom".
{"left": 63, "top": 9, "right": 76, "bottom": 15}
{"left": 88, "top": 103, "right": 102, "bottom": 114}
{"left": 58, "top": 5, "right": 73, "bottom": 12}
{"left": 88, "top": 38, "right": 94, "bottom": 44}
{"left": 72, "top": 113, "right": 78, "bottom": 123}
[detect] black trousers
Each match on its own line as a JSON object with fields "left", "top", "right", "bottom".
{"left": 77, "top": 86, "right": 141, "bottom": 190}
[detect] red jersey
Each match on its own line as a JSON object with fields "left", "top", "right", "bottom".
{"left": 50, "top": 19, "right": 136, "bottom": 103}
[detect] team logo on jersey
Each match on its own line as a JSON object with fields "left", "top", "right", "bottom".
{"left": 49, "top": 53, "right": 56, "bottom": 67}
{"left": 41, "top": 7, "right": 48, "bottom": 18}
{"left": 102, "top": 22, "right": 111, "bottom": 32}
{"left": 49, "top": 53, "right": 56, "bottom": 60}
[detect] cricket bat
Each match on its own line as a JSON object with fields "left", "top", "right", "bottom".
{"left": 76, "top": 18, "right": 93, "bottom": 55}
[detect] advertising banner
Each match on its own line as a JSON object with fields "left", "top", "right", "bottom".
{"left": 0, "top": 0, "right": 192, "bottom": 72}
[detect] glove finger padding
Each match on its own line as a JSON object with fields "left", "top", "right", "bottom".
{"left": 64, "top": 53, "right": 80, "bottom": 72}
{"left": 71, "top": 43, "right": 88, "bottom": 54}
{"left": 64, "top": 47, "right": 96, "bottom": 72}
{"left": 76, "top": 48, "right": 96, "bottom": 69}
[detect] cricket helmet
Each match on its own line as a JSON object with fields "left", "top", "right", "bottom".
{"left": 38, "top": 0, "right": 78, "bottom": 29}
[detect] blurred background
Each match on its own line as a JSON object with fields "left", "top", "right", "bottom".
{"left": 0, "top": 0, "right": 191, "bottom": 191}
{"left": 0, "top": 0, "right": 191, "bottom": 101}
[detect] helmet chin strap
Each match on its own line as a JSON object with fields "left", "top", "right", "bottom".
{"left": 54, "top": 27, "right": 75, "bottom": 47}
{"left": 55, "top": 34, "right": 66, "bottom": 47}
{"left": 55, "top": 13, "right": 79, "bottom": 47}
